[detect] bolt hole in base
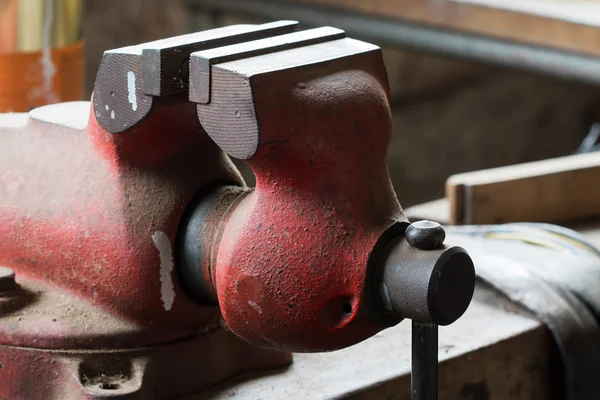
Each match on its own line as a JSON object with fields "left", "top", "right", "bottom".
{"left": 342, "top": 302, "right": 353, "bottom": 314}
{"left": 321, "top": 296, "right": 355, "bottom": 329}
{"left": 99, "top": 382, "right": 121, "bottom": 391}
{"left": 79, "top": 357, "right": 131, "bottom": 393}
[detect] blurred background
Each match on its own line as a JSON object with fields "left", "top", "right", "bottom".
{"left": 7, "top": 0, "right": 600, "bottom": 207}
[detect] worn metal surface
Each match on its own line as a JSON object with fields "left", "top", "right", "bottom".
{"left": 0, "top": 98, "right": 245, "bottom": 344}
{"left": 0, "top": 96, "right": 295, "bottom": 397}
{"left": 0, "top": 22, "right": 476, "bottom": 398}
{"left": 192, "top": 38, "right": 406, "bottom": 351}
{"left": 189, "top": 26, "right": 346, "bottom": 103}
{"left": 188, "top": 28, "right": 474, "bottom": 352}
{"left": 194, "top": 36, "right": 383, "bottom": 159}
{"left": 93, "top": 21, "right": 298, "bottom": 133}
{"left": 141, "top": 20, "right": 298, "bottom": 97}
{"left": 0, "top": 33, "right": 299, "bottom": 396}
{"left": 0, "top": 22, "right": 291, "bottom": 395}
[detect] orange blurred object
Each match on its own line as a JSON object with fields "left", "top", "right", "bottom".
{"left": 0, "top": 0, "right": 17, "bottom": 52}
{"left": 0, "top": 0, "right": 84, "bottom": 112}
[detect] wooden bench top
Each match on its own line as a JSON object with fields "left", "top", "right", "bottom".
{"left": 196, "top": 284, "right": 557, "bottom": 399}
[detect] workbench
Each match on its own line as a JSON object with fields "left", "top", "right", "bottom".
{"left": 197, "top": 284, "right": 559, "bottom": 399}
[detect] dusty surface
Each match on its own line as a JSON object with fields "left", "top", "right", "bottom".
{"left": 193, "top": 283, "right": 560, "bottom": 399}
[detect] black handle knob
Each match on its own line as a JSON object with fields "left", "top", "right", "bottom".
{"left": 378, "top": 221, "right": 475, "bottom": 326}
{"left": 405, "top": 220, "right": 446, "bottom": 250}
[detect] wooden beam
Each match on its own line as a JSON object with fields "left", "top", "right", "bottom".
{"left": 279, "top": 0, "right": 600, "bottom": 57}
{"left": 447, "top": 152, "right": 600, "bottom": 225}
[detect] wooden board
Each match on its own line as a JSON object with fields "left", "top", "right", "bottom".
{"left": 280, "top": 0, "right": 600, "bottom": 57}
{"left": 193, "top": 284, "right": 560, "bottom": 399}
{"left": 404, "top": 198, "right": 450, "bottom": 224}
{"left": 446, "top": 152, "right": 600, "bottom": 225}
{"left": 456, "top": 0, "right": 600, "bottom": 27}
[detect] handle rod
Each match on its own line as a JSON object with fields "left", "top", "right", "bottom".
{"left": 411, "top": 321, "right": 438, "bottom": 400}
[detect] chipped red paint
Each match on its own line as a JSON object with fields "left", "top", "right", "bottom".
{"left": 0, "top": 25, "right": 415, "bottom": 398}
{"left": 211, "top": 66, "right": 407, "bottom": 352}
{"left": 0, "top": 96, "right": 296, "bottom": 398}
{"left": 0, "top": 99, "right": 242, "bottom": 349}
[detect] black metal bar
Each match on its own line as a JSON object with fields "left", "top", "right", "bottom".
{"left": 412, "top": 322, "right": 438, "bottom": 400}
{"left": 191, "top": 0, "right": 600, "bottom": 87}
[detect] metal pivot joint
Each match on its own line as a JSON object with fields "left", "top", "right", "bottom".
{"left": 375, "top": 220, "right": 475, "bottom": 327}
{"left": 382, "top": 220, "right": 475, "bottom": 400}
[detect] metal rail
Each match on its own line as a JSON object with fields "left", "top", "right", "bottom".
{"left": 191, "top": 0, "right": 600, "bottom": 87}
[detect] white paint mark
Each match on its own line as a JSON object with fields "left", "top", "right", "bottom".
{"left": 152, "top": 231, "right": 175, "bottom": 311}
{"left": 0, "top": 113, "right": 28, "bottom": 128}
{"left": 248, "top": 300, "right": 263, "bottom": 314}
{"left": 105, "top": 105, "right": 109, "bottom": 111}
{"left": 380, "top": 283, "right": 393, "bottom": 312}
{"left": 110, "top": 110, "right": 115, "bottom": 119}
{"left": 29, "top": 101, "right": 89, "bottom": 129}
{"left": 127, "top": 71, "right": 138, "bottom": 111}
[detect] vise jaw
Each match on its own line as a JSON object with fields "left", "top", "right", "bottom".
{"left": 0, "top": 21, "right": 475, "bottom": 399}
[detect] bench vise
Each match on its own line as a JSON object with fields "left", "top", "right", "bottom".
{"left": 0, "top": 21, "right": 475, "bottom": 399}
